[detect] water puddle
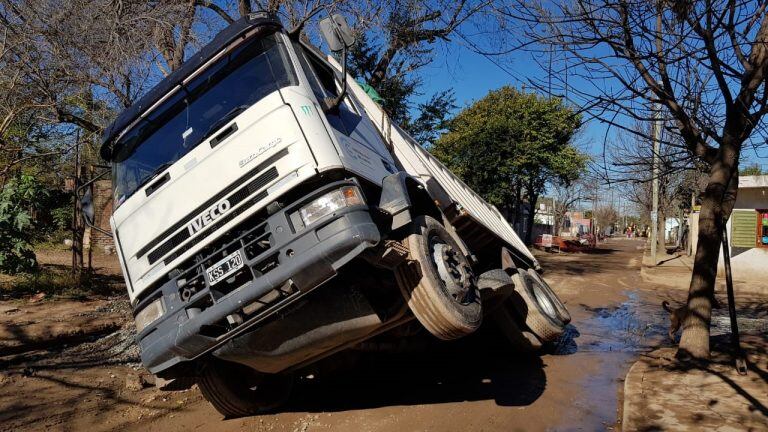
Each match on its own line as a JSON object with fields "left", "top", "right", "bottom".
{"left": 553, "top": 291, "right": 670, "bottom": 355}
{"left": 553, "top": 291, "right": 768, "bottom": 356}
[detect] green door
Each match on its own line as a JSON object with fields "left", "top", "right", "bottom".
{"left": 731, "top": 210, "right": 757, "bottom": 248}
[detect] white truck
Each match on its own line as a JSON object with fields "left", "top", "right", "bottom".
{"left": 98, "top": 12, "right": 570, "bottom": 417}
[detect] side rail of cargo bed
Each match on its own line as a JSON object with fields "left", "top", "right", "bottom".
{"left": 329, "top": 58, "right": 537, "bottom": 267}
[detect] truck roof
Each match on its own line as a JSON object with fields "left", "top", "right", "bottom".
{"left": 100, "top": 11, "right": 282, "bottom": 161}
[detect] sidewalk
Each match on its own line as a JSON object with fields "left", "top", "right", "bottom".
{"left": 640, "top": 251, "right": 768, "bottom": 295}
{"left": 622, "top": 334, "right": 768, "bottom": 431}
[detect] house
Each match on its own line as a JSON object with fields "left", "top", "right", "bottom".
{"left": 565, "top": 211, "right": 592, "bottom": 237}
{"left": 720, "top": 175, "right": 768, "bottom": 280}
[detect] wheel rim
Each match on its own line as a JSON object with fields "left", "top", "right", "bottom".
{"left": 530, "top": 276, "right": 559, "bottom": 320}
{"left": 429, "top": 235, "right": 473, "bottom": 304}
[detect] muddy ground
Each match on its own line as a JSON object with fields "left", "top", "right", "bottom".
{"left": 1, "top": 239, "right": 765, "bottom": 431}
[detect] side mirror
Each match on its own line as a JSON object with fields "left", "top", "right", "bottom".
{"left": 76, "top": 172, "right": 114, "bottom": 238}
{"left": 318, "top": 14, "right": 356, "bottom": 113}
{"left": 81, "top": 187, "right": 95, "bottom": 227}
{"left": 319, "top": 14, "right": 355, "bottom": 53}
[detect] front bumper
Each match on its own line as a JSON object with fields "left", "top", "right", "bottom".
{"left": 135, "top": 180, "right": 380, "bottom": 374}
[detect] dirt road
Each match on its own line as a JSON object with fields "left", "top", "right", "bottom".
{"left": 1, "top": 239, "right": 764, "bottom": 431}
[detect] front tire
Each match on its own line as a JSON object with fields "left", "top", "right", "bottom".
{"left": 396, "top": 215, "right": 482, "bottom": 340}
{"left": 197, "top": 358, "right": 293, "bottom": 418}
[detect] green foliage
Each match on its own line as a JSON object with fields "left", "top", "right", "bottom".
{"left": 0, "top": 265, "right": 125, "bottom": 299}
{"left": 0, "top": 175, "right": 48, "bottom": 274}
{"left": 432, "top": 86, "right": 588, "bottom": 220}
{"left": 51, "top": 205, "right": 72, "bottom": 231}
{"left": 740, "top": 163, "right": 764, "bottom": 176}
{"left": 348, "top": 33, "right": 456, "bottom": 145}
{"left": 407, "top": 90, "right": 457, "bottom": 148}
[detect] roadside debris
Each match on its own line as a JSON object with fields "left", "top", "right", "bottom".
{"left": 0, "top": 306, "right": 20, "bottom": 314}
{"left": 125, "top": 372, "right": 155, "bottom": 391}
{"left": 28, "top": 292, "right": 46, "bottom": 303}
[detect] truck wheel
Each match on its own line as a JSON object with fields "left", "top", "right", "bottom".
{"left": 396, "top": 215, "right": 482, "bottom": 340}
{"left": 527, "top": 269, "right": 571, "bottom": 324}
{"left": 197, "top": 358, "right": 292, "bottom": 418}
{"left": 492, "top": 301, "right": 543, "bottom": 353}
{"left": 509, "top": 269, "right": 565, "bottom": 342}
{"left": 477, "top": 268, "right": 516, "bottom": 310}
{"left": 477, "top": 269, "right": 543, "bottom": 353}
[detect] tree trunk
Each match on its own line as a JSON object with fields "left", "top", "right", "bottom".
{"left": 677, "top": 150, "right": 739, "bottom": 360}
{"left": 524, "top": 192, "right": 539, "bottom": 245}
{"left": 511, "top": 182, "right": 522, "bottom": 229}
{"left": 657, "top": 206, "right": 666, "bottom": 256}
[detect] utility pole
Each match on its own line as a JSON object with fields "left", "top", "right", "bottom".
{"left": 552, "top": 196, "right": 556, "bottom": 235}
{"left": 72, "top": 131, "right": 81, "bottom": 278}
{"left": 623, "top": 201, "right": 627, "bottom": 230}
{"left": 651, "top": 92, "right": 662, "bottom": 265}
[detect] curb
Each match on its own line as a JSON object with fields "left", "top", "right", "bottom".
{"left": 621, "top": 359, "right": 648, "bottom": 432}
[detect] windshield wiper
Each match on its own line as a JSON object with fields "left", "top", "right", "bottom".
{"left": 136, "top": 162, "right": 173, "bottom": 191}
{"left": 201, "top": 104, "right": 250, "bottom": 143}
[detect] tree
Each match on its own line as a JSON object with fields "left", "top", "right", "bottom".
{"left": 432, "top": 86, "right": 587, "bottom": 243}
{"left": 344, "top": 1, "right": 503, "bottom": 143}
{"left": 550, "top": 177, "right": 589, "bottom": 235}
{"left": 0, "top": 174, "right": 47, "bottom": 273}
{"left": 0, "top": 0, "right": 188, "bottom": 177}
{"left": 407, "top": 90, "right": 457, "bottom": 147}
{"left": 348, "top": 33, "right": 458, "bottom": 141}
{"left": 609, "top": 122, "right": 708, "bottom": 255}
{"left": 517, "top": 0, "right": 768, "bottom": 360}
{"left": 740, "top": 163, "right": 764, "bottom": 176}
{"left": 593, "top": 205, "right": 619, "bottom": 234}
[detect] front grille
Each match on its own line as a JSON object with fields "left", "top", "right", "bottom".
{"left": 147, "top": 166, "right": 278, "bottom": 265}
{"left": 173, "top": 214, "right": 271, "bottom": 301}
{"left": 167, "top": 208, "right": 296, "bottom": 336}
{"left": 170, "top": 199, "right": 289, "bottom": 299}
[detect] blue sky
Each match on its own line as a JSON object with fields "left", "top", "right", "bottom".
{"left": 193, "top": 3, "right": 767, "bottom": 172}
{"left": 189, "top": 2, "right": 767, "bottom": 170}
{"left": 412, "top": 35, "right": 768, "bottom": 170}
{"left": 413, "top": 39, "right": 614, "bottom": 156}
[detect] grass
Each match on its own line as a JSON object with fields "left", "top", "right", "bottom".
{"left": 0, "top": 266, "right": 124, "bottom": 300}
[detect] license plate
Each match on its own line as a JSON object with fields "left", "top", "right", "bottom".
{"left": 206, "top": 250, "right": 245, "bottom": 286}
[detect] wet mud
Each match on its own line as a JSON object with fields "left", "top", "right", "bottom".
{"left": 2, "top": 239, "right": 766, "bottom": 431}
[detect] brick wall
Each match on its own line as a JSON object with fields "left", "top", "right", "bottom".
{"left": 92, "top": 179, "right": 115, "bottom": 252}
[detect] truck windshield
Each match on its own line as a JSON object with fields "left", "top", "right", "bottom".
{"left": 112, "top": 32, "right": 296, "bottom": 206}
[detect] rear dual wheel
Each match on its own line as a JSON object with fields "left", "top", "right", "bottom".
{"left": 526, "top": 269, "right": 571, "bottom": 325}
{"left": 485, "top": 268, "right": 570, "bottom": 351}
{"left": 510, "top": 269, "right": 566, "bottom": 343}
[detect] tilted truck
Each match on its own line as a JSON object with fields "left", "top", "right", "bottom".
{"left": 97, "top": 12, "right": 570, "bottom": 417}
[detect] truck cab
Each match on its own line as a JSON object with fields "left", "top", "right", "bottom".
{"left": 100, "top": 12, "right": 570, "bottom": 418}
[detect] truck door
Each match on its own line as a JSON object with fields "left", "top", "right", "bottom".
{"left": 293, "top": 42, "right": 396, "bottom": 183}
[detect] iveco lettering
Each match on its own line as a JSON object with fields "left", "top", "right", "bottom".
{"left": 187, "top": 200, "right": 231, "bottom": 235}
{"left": 100, "top": 12, "right": 569, "bottom": 418}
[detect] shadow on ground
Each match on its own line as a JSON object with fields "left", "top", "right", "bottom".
{"left": 624, "top": 334, "right": 768, "bottom": 431}
{"left": 284, "top": 325, "right": 566, "bottom": 413}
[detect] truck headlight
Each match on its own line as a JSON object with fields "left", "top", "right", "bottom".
{"left": 135, "top": 298, "right": 165, "bottom": 332}
{"left": 299, "top": 186, "right": 364, "bottom": 227}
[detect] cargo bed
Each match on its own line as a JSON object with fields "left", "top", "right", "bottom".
{"left": 334, "top": 58, "right": 538, "bottom": 268}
